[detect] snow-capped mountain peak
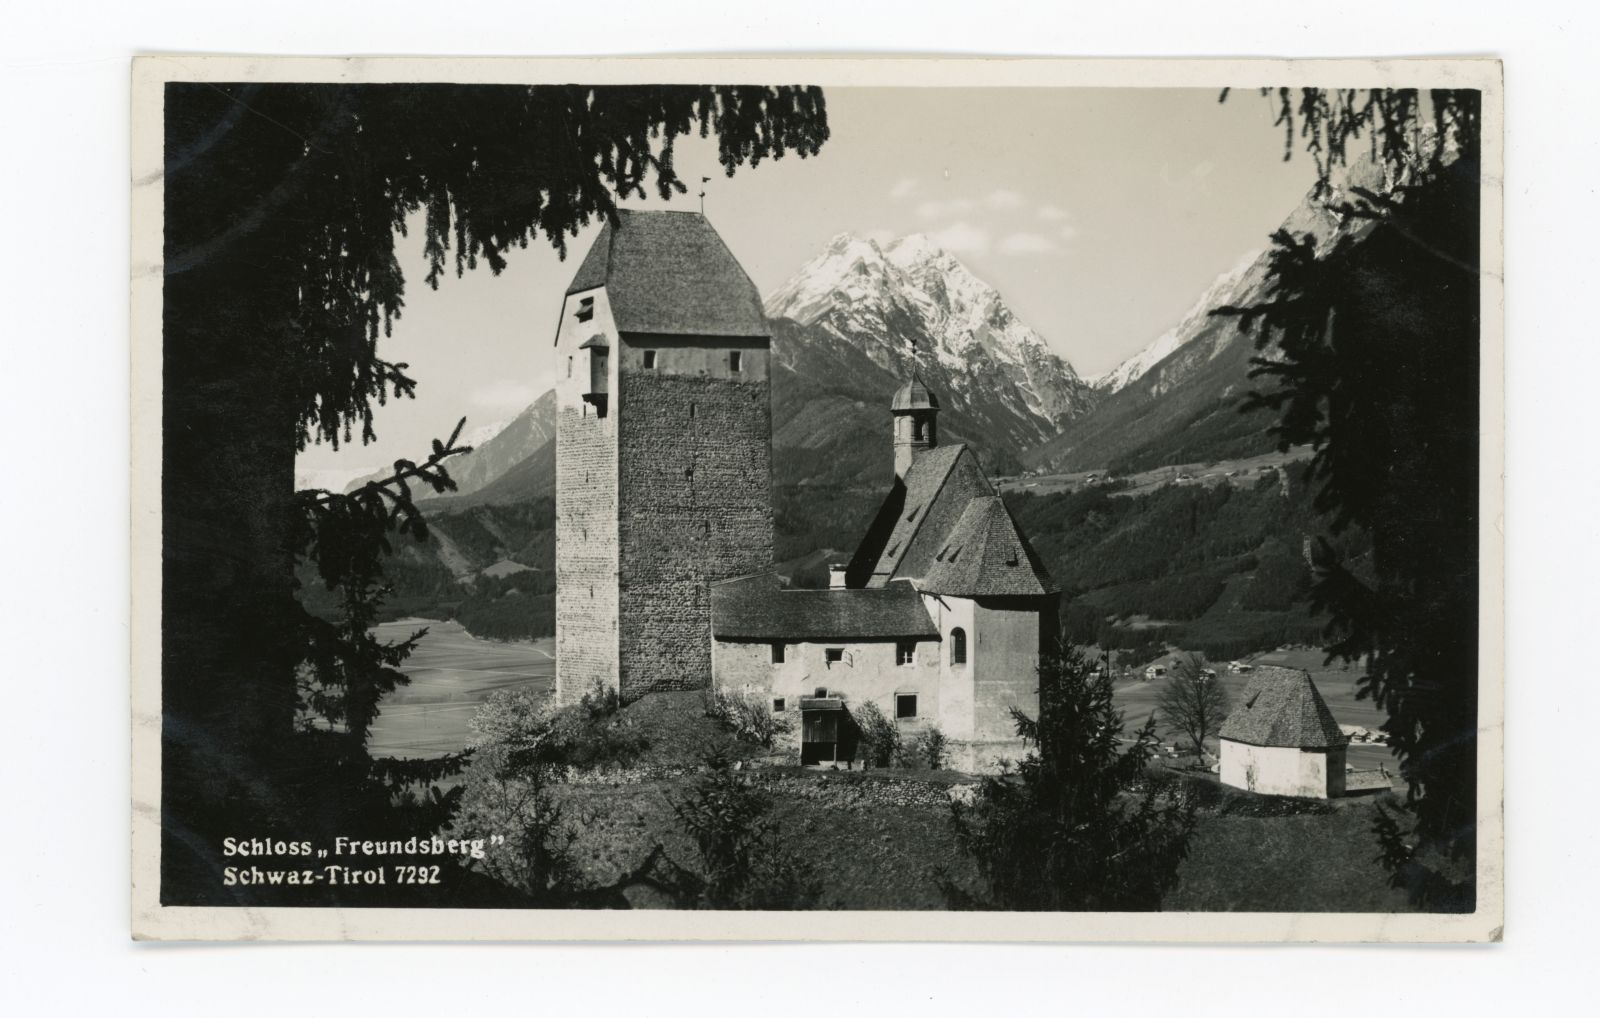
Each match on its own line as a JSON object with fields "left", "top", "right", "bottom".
{"left": 1093, "top": 248, "right": 1264, "bottom": 394}
{"left": 764, "top": 232, "right": 1096, "bottom": 440}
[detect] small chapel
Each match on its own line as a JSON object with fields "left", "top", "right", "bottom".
{"left": 552, "top": 209, "right": 1059, "bottom": 774}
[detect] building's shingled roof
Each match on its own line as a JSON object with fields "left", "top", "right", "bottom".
{"left": 891, "top": 375, "right": 940, "bottom": 411}
{"left": 1219, "top": 667, "right": 1348, "bottom": 749}
{"left": 856, "top": 444, "right": 985, "bottom": 587}
{"left": 919, "top": 496, "right": 1058, "bottom": 597}
{"left": 566, "top": 209, "right": 769, "bottom": 337}
{"left": 711, "top": 573, "right": 939, "bottom": 641}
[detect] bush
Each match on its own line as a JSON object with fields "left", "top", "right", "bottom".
{"left": 447, "top": 743, "right": 577, "bottom": 902}
{"left": 703, "top": 687, "right": 794, "bottom": 750}
{"left": 852, "top": 700, "right": 901, "bottom": 768}
{"left": 468, "top": 680, "right": 647, "bottom": 774}
{"left": 910, "top": 726, "right": 949, "bottom": 770}
{"left": 668, "top": 748, "right": 822, "bottom": 909}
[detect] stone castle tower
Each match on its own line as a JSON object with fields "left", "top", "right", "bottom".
{"left": 553, "top": 210, "right": 774, "bottom": 704}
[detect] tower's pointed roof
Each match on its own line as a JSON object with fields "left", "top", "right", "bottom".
{"left": 565, "top": 209, "right": 768, "bottom": 338}
{"left": 891, "top": 375, "right": 940, "bottom": 411}
{"left": 1219, "top": 667, "right": 1349, "bottom": 749}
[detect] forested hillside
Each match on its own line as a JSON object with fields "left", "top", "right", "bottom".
{"left": 296, "top": 499, "right": 557, "bottom": 641}
{"left": 1007, "top": 463, "right": 1370, "bottom": 661}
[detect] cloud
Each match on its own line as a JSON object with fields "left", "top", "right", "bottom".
{"left": 1057, "top": 223, "right": 1080, "bottom": 241}
{"left": 915, "top": 197, "right": 975, "bottom": 219}
{"left": 471, "top": 380, "right": 540, "bottom": 410}
{"left": 998, "top": 232, "right": 1060, "bottom": 256}
{"left": 1037, "top": 204, "right": 1069, "bottom": 222}
{"left": 929, "top": 221, "right": 990, "bottom": 255}
{"left": 984, "top": 188, "right": 1024, "bottom": 211}
{"left": 888, "top": 177, "right": 919, "bottom": 200}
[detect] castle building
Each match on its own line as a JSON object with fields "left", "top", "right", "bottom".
{"left": 554, "top": 209, "right": 1059, "bottom": 773}
{"left": 710, "top": 376, "right": 1060, "bottom": 774}
{"left": 553, "top": 210, "right": 774, "bottom": 704}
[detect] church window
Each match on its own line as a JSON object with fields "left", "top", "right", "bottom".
{"left": 896, "top": 640, "right": 916, "bottom": 666}
{"left": 771, "top": 642, "right": 786, "bottom": 664}
{"left": 576, "top": 296, "right": 594, "bottom": 323}
{"left": 567, "top": 356, "right": 573, "bottom": 378}
{"left": 772, "top": 697, "right": 786, "bottom": 713}
{"left": 950, "top": 627, "right": 967, "bottom": 666}
{"left": 895, "top": 693, "right": 919, "bottom": 719}
{"left": 729, "top": 350, "right": 743, "bottom": 373}
{"left": 642, "top": 349, "right": 657, "bottom": 369}
{"left": 814, "top": 686, "right": 830, "bottom": 697}
{"left": 824, "top": 649, "right": 843, "bottom": 667}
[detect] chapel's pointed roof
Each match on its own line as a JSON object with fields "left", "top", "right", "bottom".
{"left": 1219, "top": 667, "right": 1349, "bottom": 749}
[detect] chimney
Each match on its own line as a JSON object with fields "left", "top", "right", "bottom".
{"left": 829, "top": 563, "right": 848, "bottom": 589}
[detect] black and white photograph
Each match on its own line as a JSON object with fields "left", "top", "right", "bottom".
{"left": 128, "top": 56, "right": 1503, "bottom": 941}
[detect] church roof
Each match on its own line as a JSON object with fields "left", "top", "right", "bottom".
{"left": 710, "top": 573, "right": 939, "bottom": 641}
{"left": 919, "top": 496, "right": 1058, "bottom": 597}
{"left": 1219, "top": 667, "right": 1348, "bottom": 749}
{"left": 848, "top": 444, "right": 980, "bottom": 587}
{"left": 892, "top": 376, "right": 940, "bottom": 411}
{"left": 565, "top": 209, "right": 769, "bottom": 338}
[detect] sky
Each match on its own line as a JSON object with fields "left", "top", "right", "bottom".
{"left": 296, "top": 86, "right": 1322, "bottom": 488}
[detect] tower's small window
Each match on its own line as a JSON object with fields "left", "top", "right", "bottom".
{"left": 567, "top": 356, "right": 573, "bottom": 378}
{"left": 824, "top": 649, "right": 843, "bottom": 667}
{"left": 689, "top": 402, "right": 696, "bottom": 419}
{"left": 913, "top": 418, "right": 926, "bottom": 441}
{"left": 950, "top": 627, "right": 967, "bottom": 666}
{"left": 771, "top": 642, "right": 786, "bottom": 664}
{"left": 895, "top": 693, "right": 919, "bottom": 719}
{"left": 729, "top": 350, "right": 743, "bottom": 373}
{"left": 576, "top": 296, "right": 595, "bottom": 323}
{"left": 772, "top": 697, "right": 786, "bottom": 713}
{"left": 896, "top": 640, "right": 916, "bottom": 666}
{"left": 642, "top": 350, "right": 657, "bottom": 370}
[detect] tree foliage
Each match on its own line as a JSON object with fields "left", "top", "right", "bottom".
{"left": 1155, "top": 654, "right": 1230, "bottom": 757}
{"left": 161, "top": 83, "right": 830, "bottom": 905}
{"left": 945, "top": 647, "right": 1196, "bottom": 910}
{"left": 1218, "top": 87, "right": 1481, "bottom": 908}
{"left": 667, "top": 748, "right": 822, "bottom": 910}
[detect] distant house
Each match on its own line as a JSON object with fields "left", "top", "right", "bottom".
{"left": 1218, "top": 666, "right": 1349, "bottom": 798}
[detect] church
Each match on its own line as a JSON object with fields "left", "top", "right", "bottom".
{"left": 553, "top": 209, "right": 1059, "bottom": 773}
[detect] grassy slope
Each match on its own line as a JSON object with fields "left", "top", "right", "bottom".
{"left": 1169, "top": 804, "right": 1410, "bottom": 912}
{"left": 536, "top": 693, "right": 1416, "bottom": 913}
{"left": 550, "top": 773, "right": 1420, "bottom": 912}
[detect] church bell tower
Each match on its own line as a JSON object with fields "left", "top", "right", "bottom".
{"left": 891, "top": 375, "right": 940, "bottom": 483}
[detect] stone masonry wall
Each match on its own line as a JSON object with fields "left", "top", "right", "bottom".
{"left": 554, "top": 286, "right": 620, "bottom": 706}
{"left": 618, "top": 370, "right": 773, "bottom": 700}
{"left": 555, "top": 400, "right": 619, "bottom": 705}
